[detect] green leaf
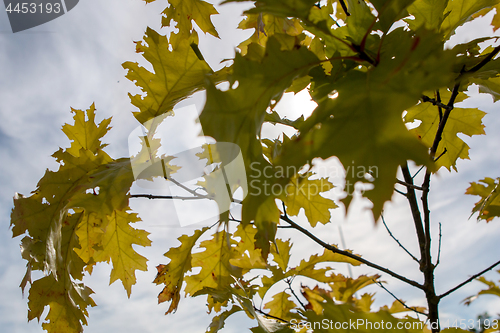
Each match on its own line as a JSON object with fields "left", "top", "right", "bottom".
{"left": 405, "top": 89, "right": 486, "bottom": 171}
{"left": 237, "top": 13, "right": 304, "bottom": 55}
{"left": 200, "top": 37, "right": 320, "bottom": 224}
{"left": 370, "top": 0, "right": 416, "bottom": 33}
{"left": 154, "top": 228, "right": 209, "bottom": 314}
{"left": 407, "top": 0, "right": 449, "bottom": 31}
{"left": 276, "top": 28, "right": 454, "bottom": 220}
{"left": 440, "top": 0, "right": 498, "bottom": 39}
{"left": 474, "top": 76, "right": 500, "bottom": 102}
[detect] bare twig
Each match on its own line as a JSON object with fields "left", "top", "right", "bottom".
{"left": 439, "top": 259, "right": 500, "bottom": 299}
{"left": 130, "top": 194, "right": 206, "bottom": 200}
{"left": 395, "top": 188, "right": 407, "bottom": 197}
{"left": 435, "top": 223, "right": 442, "bottom": 267}
{"left": 396, "top": 179, "right": 428, "bottom": 191}
{"left": 373, "top": 279, "right": 428, "bottom": 317}
{"left": 381, "top": 214, "right": 419, "bottom": 263}
{"left": 253, "top": 306, "right": 289, "bottom": 323}
{"left": 279, "top": 214, "right": 424, "bottom": 290}
{"left": 285, "top": 277, "right": 307, "bottom": 310}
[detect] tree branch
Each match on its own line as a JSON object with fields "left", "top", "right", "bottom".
{"left": 381, "top": 214, "right": 419, "bottom": 263}
{"left": 373, "top": 279, "right": 428, "bottom": 317}
{"left": 401, "top": 164, "right": 426, "bottom": 267}
{"left": 279, "top": 214, "right": 424, "bottom": 290}
{"left": 130, "top": 194, "right": 207, "bottom": 200}
{"left": 285, "top": 277, "right": 307, "bottom": 310}
{"left": 439, "top": 259, "right": 500, "bottom": 299}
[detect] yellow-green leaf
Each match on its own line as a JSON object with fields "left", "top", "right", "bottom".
{"left": 282, "top": 172, "right": 337, "bottom": 227}
{"left": 123, "top": 28, "right": 212, "bottom": 124}
{"left": 405, "top": 89, "right": 486, "bottom": 171}
{"left": 184, "top": 231, "right": 242, "bottom": 295}
{"left": 93, "top": 209, "right": 151, "bottom": 297}
{"left": 154, "top": 228, "right": 208, "bottom": 314}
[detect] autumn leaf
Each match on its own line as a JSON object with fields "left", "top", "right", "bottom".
{"left": 161, "top": 0, "right": 219, "bottom": 48}
{"left": 154, "top": 228, "right": 208, "bottom": 314}
{"left": 184, "top": 231, "right": 242, "bottom": 295}
{"left": 123, "top": 28, "right": 212, "bottom": 124}
{"left": 466, "top": 177, "right": 500, "bottom": 221}
{"left": 282, "top": 172, "right": 337, "bottom": 227}
{"left": 263, "top": 292, "right": 297, "bottom": 321}
{"left": 93, "top": 209, "right": 151, "bottom": 297}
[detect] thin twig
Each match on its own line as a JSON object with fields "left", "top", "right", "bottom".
{"left": 396, "top": 179, "right": 428, "bottom": 191}
{"left": 463, "top": 44, "right": 500, "bottom": 75}
{"left": 279, "top": 214, "right": 424, "bottom": 290}
{"left": 434, "top": 149, "right": 447, "bottom": 162}
{"left": 130, "top": 194, "right": 207, "bottom": 200}
{"left": 435, "top": 223, "right": 442, "bottom": 267}
{"left": 439, "top": 259, "right": 500, "bottom": 299}
{"left": 285, "top": 277, "right": 307, "bottom": 310}
{"left": 253, "top": 306, "right": 289, "bottom": 323}
{"left": 373, "top": 279, "right": 428, "bottom": 317}
{"left": 339, "top": 0, "right": 350, "bottom": 16}
{"left": 381, "top": 214, "right": 419, "bottom": 263}
{"left": 421, "top": 95, "right": 452, "bottom": 111}
{"left": 412, "top": 165, "right": 425, "bottom": 179}
{"left": 395, "top": 188, "right": 407, "bottom": 197}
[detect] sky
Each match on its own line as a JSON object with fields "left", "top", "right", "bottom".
{"left": 0, "top": 1, "right": 500, "bottom": 333}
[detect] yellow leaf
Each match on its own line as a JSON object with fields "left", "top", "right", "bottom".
{"left": 153, "top": 228, "right": 208, "bottom": 314}
{"left": 283, "top": 172, "right": 337, "bottom": 227}
{"left": 123, "top": 28, "right": 212, "bottom": 124}
{"left": 93, "top": 209, "right": 151, "bottom": 297}
{"left": 263, "top": 291, "right": 298, "bottom": 321}
{"left": 184, "top": 231, "right": 242, "bottom": 295}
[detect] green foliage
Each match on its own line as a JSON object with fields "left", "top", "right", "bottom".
{"left": 10, "top": 0, "right": 500, "bottom": 332}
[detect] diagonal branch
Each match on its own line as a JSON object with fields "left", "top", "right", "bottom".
{"left": 373, "top": 279, "right": 428, "bottom": 317}
{"left": 439, "top": 259, "right": 500, "bottom": 299}
{"left": 401, "top": 164, "right": 426, "bottom": 267}
{"left": 381, "top": 214, "right": 419, "bottom": 263}
{"left": 279, "top": 213, "right": 424, "bottom": 290}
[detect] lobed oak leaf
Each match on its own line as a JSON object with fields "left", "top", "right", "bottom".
{"left": 123, "top": 28, "right": 212, "bottom": 124}
{"left": 184, "top": 231, "right": 242, "bottom": 296}
{"left": 154, "top": 228, "right": 208, "bottom": 314}
{"left": 92, "top": 209, "right": 151, "bottom": 297}
{"left": 466, "top": 177, "right": 500, "bottom": 221}
{"left": 263, "top": 291, "right": 298, "bottom": 321}
{"left": 282, "top": 172, "right": 337, "bottom": 227}
{"left": 405, "top": 89, "right": 486, "bottom": 171}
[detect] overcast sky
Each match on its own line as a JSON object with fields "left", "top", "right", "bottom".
{"left": 1, "top": 1, "right": 500, "bottom": 333}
